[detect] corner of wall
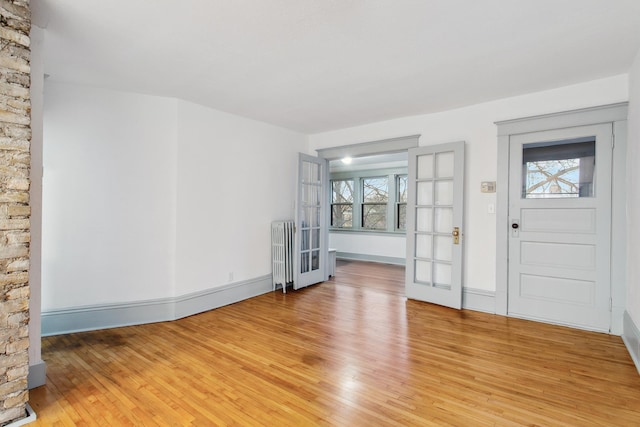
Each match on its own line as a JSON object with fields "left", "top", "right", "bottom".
{"left": 0, "top": 0, "right": 33, "bottom": 423}
{"left": 623, "top": 311, "right": 640, "bottom": 374}
{"left": 626, "top": 47, "right": 640, "bottom": 338}
{"left": 28, "top": 23, "right": 46, "bottom": 389}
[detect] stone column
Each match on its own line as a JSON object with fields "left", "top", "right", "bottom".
{"left": 0, "top": 0, "right": 31, "bottom": 425}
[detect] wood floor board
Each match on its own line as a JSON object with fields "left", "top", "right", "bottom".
{"left": 28, "top": 260, "right": 640, "bottom": 426}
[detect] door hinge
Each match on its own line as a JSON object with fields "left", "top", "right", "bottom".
{"left": 612, "top": 133, "right": 615, "bottom": 149}
{"left": 609, "top": 297, "right": 613, "bottom": 312}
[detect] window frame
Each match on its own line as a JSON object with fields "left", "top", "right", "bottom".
{"left": 330, "top": 167, "right": 407, "bottom": 234}
{"left": 361, "top": 176, "right": 389, "bottom": 230}
{"left": 331, "top": 179, "right": 355, "bottom": 228}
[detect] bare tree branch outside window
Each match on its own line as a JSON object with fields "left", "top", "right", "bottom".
{"left": 362, "top": 177, "right": 388, "bottom": 229}
{"left": 525, "top": 159, "right": 581, "bottom": 198}
{"left": 331, "top": 180, "right": 353, "bottom": 227}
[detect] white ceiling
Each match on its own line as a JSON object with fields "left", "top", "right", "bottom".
{"left": 34, "top": 0, "right": 640, "bottom": 134}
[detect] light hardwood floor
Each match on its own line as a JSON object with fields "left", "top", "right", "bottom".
{"left": 29, "top": 260, "right": 640, "bottom": 426}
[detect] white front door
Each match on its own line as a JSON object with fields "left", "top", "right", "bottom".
{"left": 295, "top": 153, "right": 328, "bottom": 289}
{"left": 405, "top": 142, "right": 465, "bottom": 309}
{"left": 507, "top": 124, "right": 612, "bottom": 332}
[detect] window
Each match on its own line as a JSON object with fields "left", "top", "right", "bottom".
{"left": 330, "top": 169, "right": 407, "bottom": 233}
{"left": 331, "top": 180, "right": 354, "bottom": 228}
{"left": 396, "top": 175, "right": 407, "bottom": 230}
{"left": 522, "top": 138, "right": 596, "bottom": 198}
{"left": 362, "top": 177, "right": 388, "bottom": 229}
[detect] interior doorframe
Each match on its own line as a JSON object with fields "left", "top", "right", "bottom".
{"left": 495, "top": 103, "right": 628, "bottom": 334}
{"left": 315, "top": 134, "right": 420, "bottom": 160}
{"left": 315, "top": 134, "right": 420, "bottom": 279}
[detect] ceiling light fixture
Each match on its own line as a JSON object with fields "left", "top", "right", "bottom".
{"left": 341, "top": 157, "right": 352, "bottom": 165}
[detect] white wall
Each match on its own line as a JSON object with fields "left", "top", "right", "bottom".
{"left": 42, "top": 82, "right": 178, "bottom": 310}
{"left": 330, "top": 232, "right": 405, "bottom": 260}
{"left": 175, "top": 100, "right": 305, "bottom": 295}
{"left": 627, "top": 51, "right": 640, "bottom": 325}
{"left": 43, "top": 85, "right": 308, "bottom": 312}
{"left": 310, "top": 75, "right": 629, "bottom": 292}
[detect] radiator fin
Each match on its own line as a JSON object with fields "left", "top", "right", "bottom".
{"left": 272, "top": 220, "right": 295, "bottom": 293}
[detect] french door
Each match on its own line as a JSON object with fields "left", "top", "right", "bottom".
{"left": 405, "top": 142, "right": 465, "bottom": 309}
{"left": 294, "top": 153, "right": 328, "bottom": 289}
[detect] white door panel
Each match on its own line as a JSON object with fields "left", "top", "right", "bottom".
{"left": 520, "top": 242, "right": 596, "bottom": 270}
{"left": 520, "top": 208, "right": 596, "bottom": 233}
{"left": 406, "top": 142, "right": 464, "bottom": 309}
{"left": 519, "top": 275, "right": 595, "bottom": 304}
{"left": 508, "top": 124, "right": 612, "bottom": 331}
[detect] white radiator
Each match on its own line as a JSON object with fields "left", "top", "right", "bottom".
{"left": 271, "top": 220, "right": 295, "bottom": 293}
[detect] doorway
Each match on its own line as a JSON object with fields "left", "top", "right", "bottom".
{"left": 317, "top": 135, "right": 420, "bottom": 280}
{"left": 507, "top": 124, "right": 611, "bottom": 331}
{"left": 496, "top": 103, "right": 628, "bottom": 333}
{"left": 318, "top": 136, "right": 466, "bottom": 310}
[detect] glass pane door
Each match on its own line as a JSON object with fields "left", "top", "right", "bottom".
{"left": 406, "top": 142, "right": 464, "bottom": 309}
{"left": 295, "top": 154, "right": 327, "bottom": 289}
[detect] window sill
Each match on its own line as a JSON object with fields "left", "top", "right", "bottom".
{"left": 329, "top": 228, "right": 406, "bottom": 237}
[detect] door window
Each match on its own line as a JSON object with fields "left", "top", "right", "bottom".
{"left": 522, "top": 137, "right": 596, "bottom": 199}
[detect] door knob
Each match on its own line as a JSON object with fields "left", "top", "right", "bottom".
{"left": 511, "top": 220, "right": 520, "bottom": 237}
{"left": 452, "top": 227, "right": 460, "bottom": 244}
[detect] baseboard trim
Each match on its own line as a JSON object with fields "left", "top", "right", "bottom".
{"left": 28, "top": 361, "right": 46, "bottom": 389}
{"left": 41, "top": 298, "right": 175, "bottom": 337}
{"left": 622, "top": 311, "right": 640, "bottom": 375}
{"left": 41, "top": 275, "right": 272, "bottom": 337}
{"left": 463, "top": 288, "right": 496, "bottom": 313}
{"left": 5, "top": 403, "right": 36, "bottom": 427}
{"left": 337, "top": 252, "right": 405, "bottom": 266}
{"left": 173, "top": 275, "right": 273, "bottom": 319}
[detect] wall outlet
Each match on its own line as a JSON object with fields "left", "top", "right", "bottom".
{"left": 228, "top": 272, "right": 234, "bottom": 282}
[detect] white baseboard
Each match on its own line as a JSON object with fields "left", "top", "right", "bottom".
{"left": 28, "top": 361, "right": 46, "bottom": 389}
{"left": 336, "top": 252, "right": 405, "bottom": 265}
{"left": 622, "top": 311, "right": 640, "bottom": 375}
{"left": 463, "top": 287, "right": 496, "bottom": 313}
{"left": 41, "top": 275, "right": 272, "bottom": 337}
{"left": 173, "top": 275, "right": 273, "bottom": 319}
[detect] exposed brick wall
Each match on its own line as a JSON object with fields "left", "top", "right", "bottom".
{"left": 0, "top": 0, "right": 31, "bottom": 425}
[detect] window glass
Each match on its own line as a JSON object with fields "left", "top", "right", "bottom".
{"left": 397, "top": 175, "right": 407, "bottom": 203}
{"left": 522, "top": 138, "right": 595, "bottom": 198}
{"left": 331, "top": 205, "right": 352, "bottom": 228}
{"left": 363, "top": 204, "right": 386, "bottom": 230}
{"left": 363, "top": 177, "right": 388, "bottom": 203}
{"left": 397, "top": 205, "right": 407, "bottom": 231}
{"left": 397, "top": 175, "right": 407, "bottom": 230}
{"left": 332, "top": 180, "right": 354, "bottom": 203}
